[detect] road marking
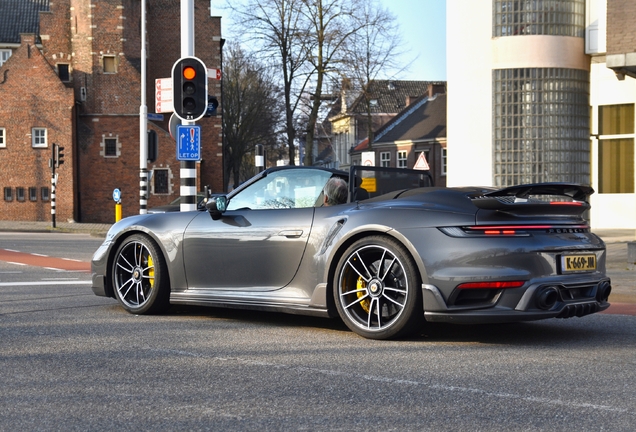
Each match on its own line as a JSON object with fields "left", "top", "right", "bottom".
{"left": 0, "top": 280, "right": 92, "bottom": 287}
{"left": 148, "top": 349, "right": 632, "bottom": 414}
{"left": 0, "top": 249, "right": 90, "bottom": 272}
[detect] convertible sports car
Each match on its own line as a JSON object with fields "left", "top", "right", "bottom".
{"left": 91, "top": 165, "right": 611, "bottom": 340}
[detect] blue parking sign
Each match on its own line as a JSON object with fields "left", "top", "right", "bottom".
{"left": 177, "top": 125, "right": 201, "bottom": 161}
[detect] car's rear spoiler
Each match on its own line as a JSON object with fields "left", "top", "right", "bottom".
{"left": 470, "top": 183, "right": 594, "bottom": 216}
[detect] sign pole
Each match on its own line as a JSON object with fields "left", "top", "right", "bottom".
{"left": 255, "top": 144, "right": 264, "bottom": 175}
{"left": 180, "top": 0, "right": 197, "bottom": 212}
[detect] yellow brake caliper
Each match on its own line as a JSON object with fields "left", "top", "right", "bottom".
{"left": 357, "top": 277, "right": 370, "bottom": 313}
{"left": 147, "top": 254, "right": 155, "bottom": 288}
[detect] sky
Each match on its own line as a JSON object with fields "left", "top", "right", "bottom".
{"left": 210, "top": 0, "right": 447, "bottom": 81}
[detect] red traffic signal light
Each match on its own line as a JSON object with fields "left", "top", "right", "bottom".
{"left": 183, "top": 66, "right": 196, "bottom": 80}
{"left": 172, "top": 57, "right": 208, "bottom": 121}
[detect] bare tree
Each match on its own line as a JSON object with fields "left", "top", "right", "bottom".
{"left": 230, "top": 0, "right": 312, "bottom": 165}
{"left": 300, "top": 0, "right": 366, "bottom": 166}
{"left": 342, "top": 2, "right": 406, "bottom": 147}
{"left": 227, "top": 0, "right": 404, "bottom": 165}
{"left": 222, "top": 43, "right": 281, "bottom": 190}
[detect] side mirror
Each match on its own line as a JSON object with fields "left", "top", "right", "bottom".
{"left": 206, "top": 195, "right": 228, "bottom": 220}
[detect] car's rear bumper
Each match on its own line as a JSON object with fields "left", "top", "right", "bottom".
{"left": 421, "top": 279, "right": 611, "bottom": 324}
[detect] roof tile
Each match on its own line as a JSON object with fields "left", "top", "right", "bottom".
{"left": 0, "top": 0, "right": 50, "bottom": 44}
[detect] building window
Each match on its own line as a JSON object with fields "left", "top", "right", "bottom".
{"left": 153, "top": 168, "right": 170, "bottom": 194}
{"left": 103, "top": 56, "right": 117, "bottom": 73}
{"left": 41, "top": 187, "right": 50, "bottom": 201}
{"left": 16, "top": 187, "right": 25, "bottom": 202}
{"left": 397, "top": 150, "right": 408, "bottom": 168}
{"left": 336, "top": 132, "right": 350, "bottom": 166}
{"left": 493, "top": 0, "right": 585, "bottom": 37}
{"left": 32, "top": 128, "right": 47, "bottom": 148}
{"left": 0, "top": 49, "right": 11, "bottom": 67}
{"left": 29, "top": 187, "right": 38, "bottom": 201}
{"left": 442, "top": 148, "right": 447, "bottom": 175}
{"left": 599, "top": 140, "right": 634, "bottom": 194}
{"left": 101, "top": 136, "right": 120, "bottom": 157}
{"left": 0, "top": 127, "right": 5, "bottom": 148}
{"left": 58, "top": 64, "right": 70, "bottom": 82}
{"left": 4, "top": 187, "right": 12, "bottom": 202}
{"left": 105, "top": 138, "right": 117, "bottom": 157}
{"left": 599, "top": 104, "right": 634, "bottom": 135}
{"left": 598, "top": 104, "right": 634, "bottom": 194}
{"left": 380, "top": 152, "right": 391, "bottom": 167}
{"left": 492, "top": 68, "right": 590, "bottom": 187}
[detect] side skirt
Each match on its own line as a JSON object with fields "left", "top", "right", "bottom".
{"left": 170, "top": 292, "right": 331, "bottom": 318}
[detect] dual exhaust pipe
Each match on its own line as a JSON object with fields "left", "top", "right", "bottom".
{"left": 536, "top": 286, "right": 559, "bottom": 310}
{"left": 535, "top": 281, "right": 611, "bottom": 310}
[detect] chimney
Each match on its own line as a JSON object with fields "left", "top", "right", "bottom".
{"left": 428, "top": 84, "right": 446, "bottom": 98}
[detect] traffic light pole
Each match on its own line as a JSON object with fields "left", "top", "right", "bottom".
{"left": 180, "top": 0, "right": 197, "bottom": 212}
{"left": 50, "top": 149, "right": 56, "bottom": 228}
{"left": 49, "top": 143, "right": 64, "bottom": 228}
{"left": 139, "top": 0, "right": 148, "bottom": 214}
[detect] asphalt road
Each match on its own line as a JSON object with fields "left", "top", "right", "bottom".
{"left": 1, "top": 233, "right": 635, "bottom": 430}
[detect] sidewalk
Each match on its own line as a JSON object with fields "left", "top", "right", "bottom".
{"left": 0, "top": 220, "right": 634, "bottom": 304}
{"left": 0, "top": 220, "right": 111, "bottom": 236}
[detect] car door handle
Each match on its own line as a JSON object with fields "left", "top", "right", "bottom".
{"left": 278, "top": 230, "right": 303, "bottom": 238}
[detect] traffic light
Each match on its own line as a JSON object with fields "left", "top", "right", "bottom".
{"left": 147, "top": 130, "right": 158, "bottom": 163}
{"left": 55, "top": 144, "right": 65, "bottom": 168}
{"left": 172, "top": 57, "right": 207, "bottom": 121}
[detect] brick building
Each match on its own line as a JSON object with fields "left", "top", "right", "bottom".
{"left": 0, "top": 0, "right": 223, "bottom": 223}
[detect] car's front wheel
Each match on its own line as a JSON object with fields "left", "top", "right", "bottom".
{"left": 111, "top": 234, "right": 169, "bottom": 314}
{"left": 334, "top": 236, "right": 423, "bottom": 340}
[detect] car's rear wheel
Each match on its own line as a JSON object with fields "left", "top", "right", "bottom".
{"left": 334, "top": 236, "right": 423, "bottom": 340}
{"left": 112, "top": 234, "right": 169, "bottom": 314}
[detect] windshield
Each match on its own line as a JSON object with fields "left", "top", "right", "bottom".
{"left": 227, "top": 169, "right": 334, "bottom": 210}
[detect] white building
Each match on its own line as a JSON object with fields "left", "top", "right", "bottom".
{"left": 447, "top": 0, "right": 636, "bottom": 229}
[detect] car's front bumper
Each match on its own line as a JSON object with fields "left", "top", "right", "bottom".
{"left": 91, "top": 273, "right": 107, "bottom": 297}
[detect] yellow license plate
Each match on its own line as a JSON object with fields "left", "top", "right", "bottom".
{"left": 561, "top": 254, "right": 597, "bottom": 272}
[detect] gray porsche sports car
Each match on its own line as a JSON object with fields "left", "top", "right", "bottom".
{"left": 91, "top": 165, "right": 611, "bottom": 340}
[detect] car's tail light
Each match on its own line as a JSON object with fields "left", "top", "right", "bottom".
{"left": 550, "top": 201, "right": 584, "bottom": 206}
{"left": 456, "top": 281, "right": 526, "bottom": 289}
{"left": 439, "top": 225, "right": 589, "bottom": 237}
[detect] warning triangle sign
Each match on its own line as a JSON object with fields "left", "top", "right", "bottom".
{"left": 414, "top": 152, "right": 430, "bottom": 170}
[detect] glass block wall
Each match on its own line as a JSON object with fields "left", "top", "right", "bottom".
{"left": 492, "top": 0, "right": 589, "bottom": 187}
{"left": 493, "top": 0, "right": 585, "bottom": 37}
{"left": 492, "top": 68, "right": 590, "bottom": 186}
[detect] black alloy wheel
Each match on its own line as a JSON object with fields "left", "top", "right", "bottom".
{"left": 112, "top": 234, "right": 170, "bottom": 314}
{"left": 334, "top": 236, "right": 422, "bottom": 340}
